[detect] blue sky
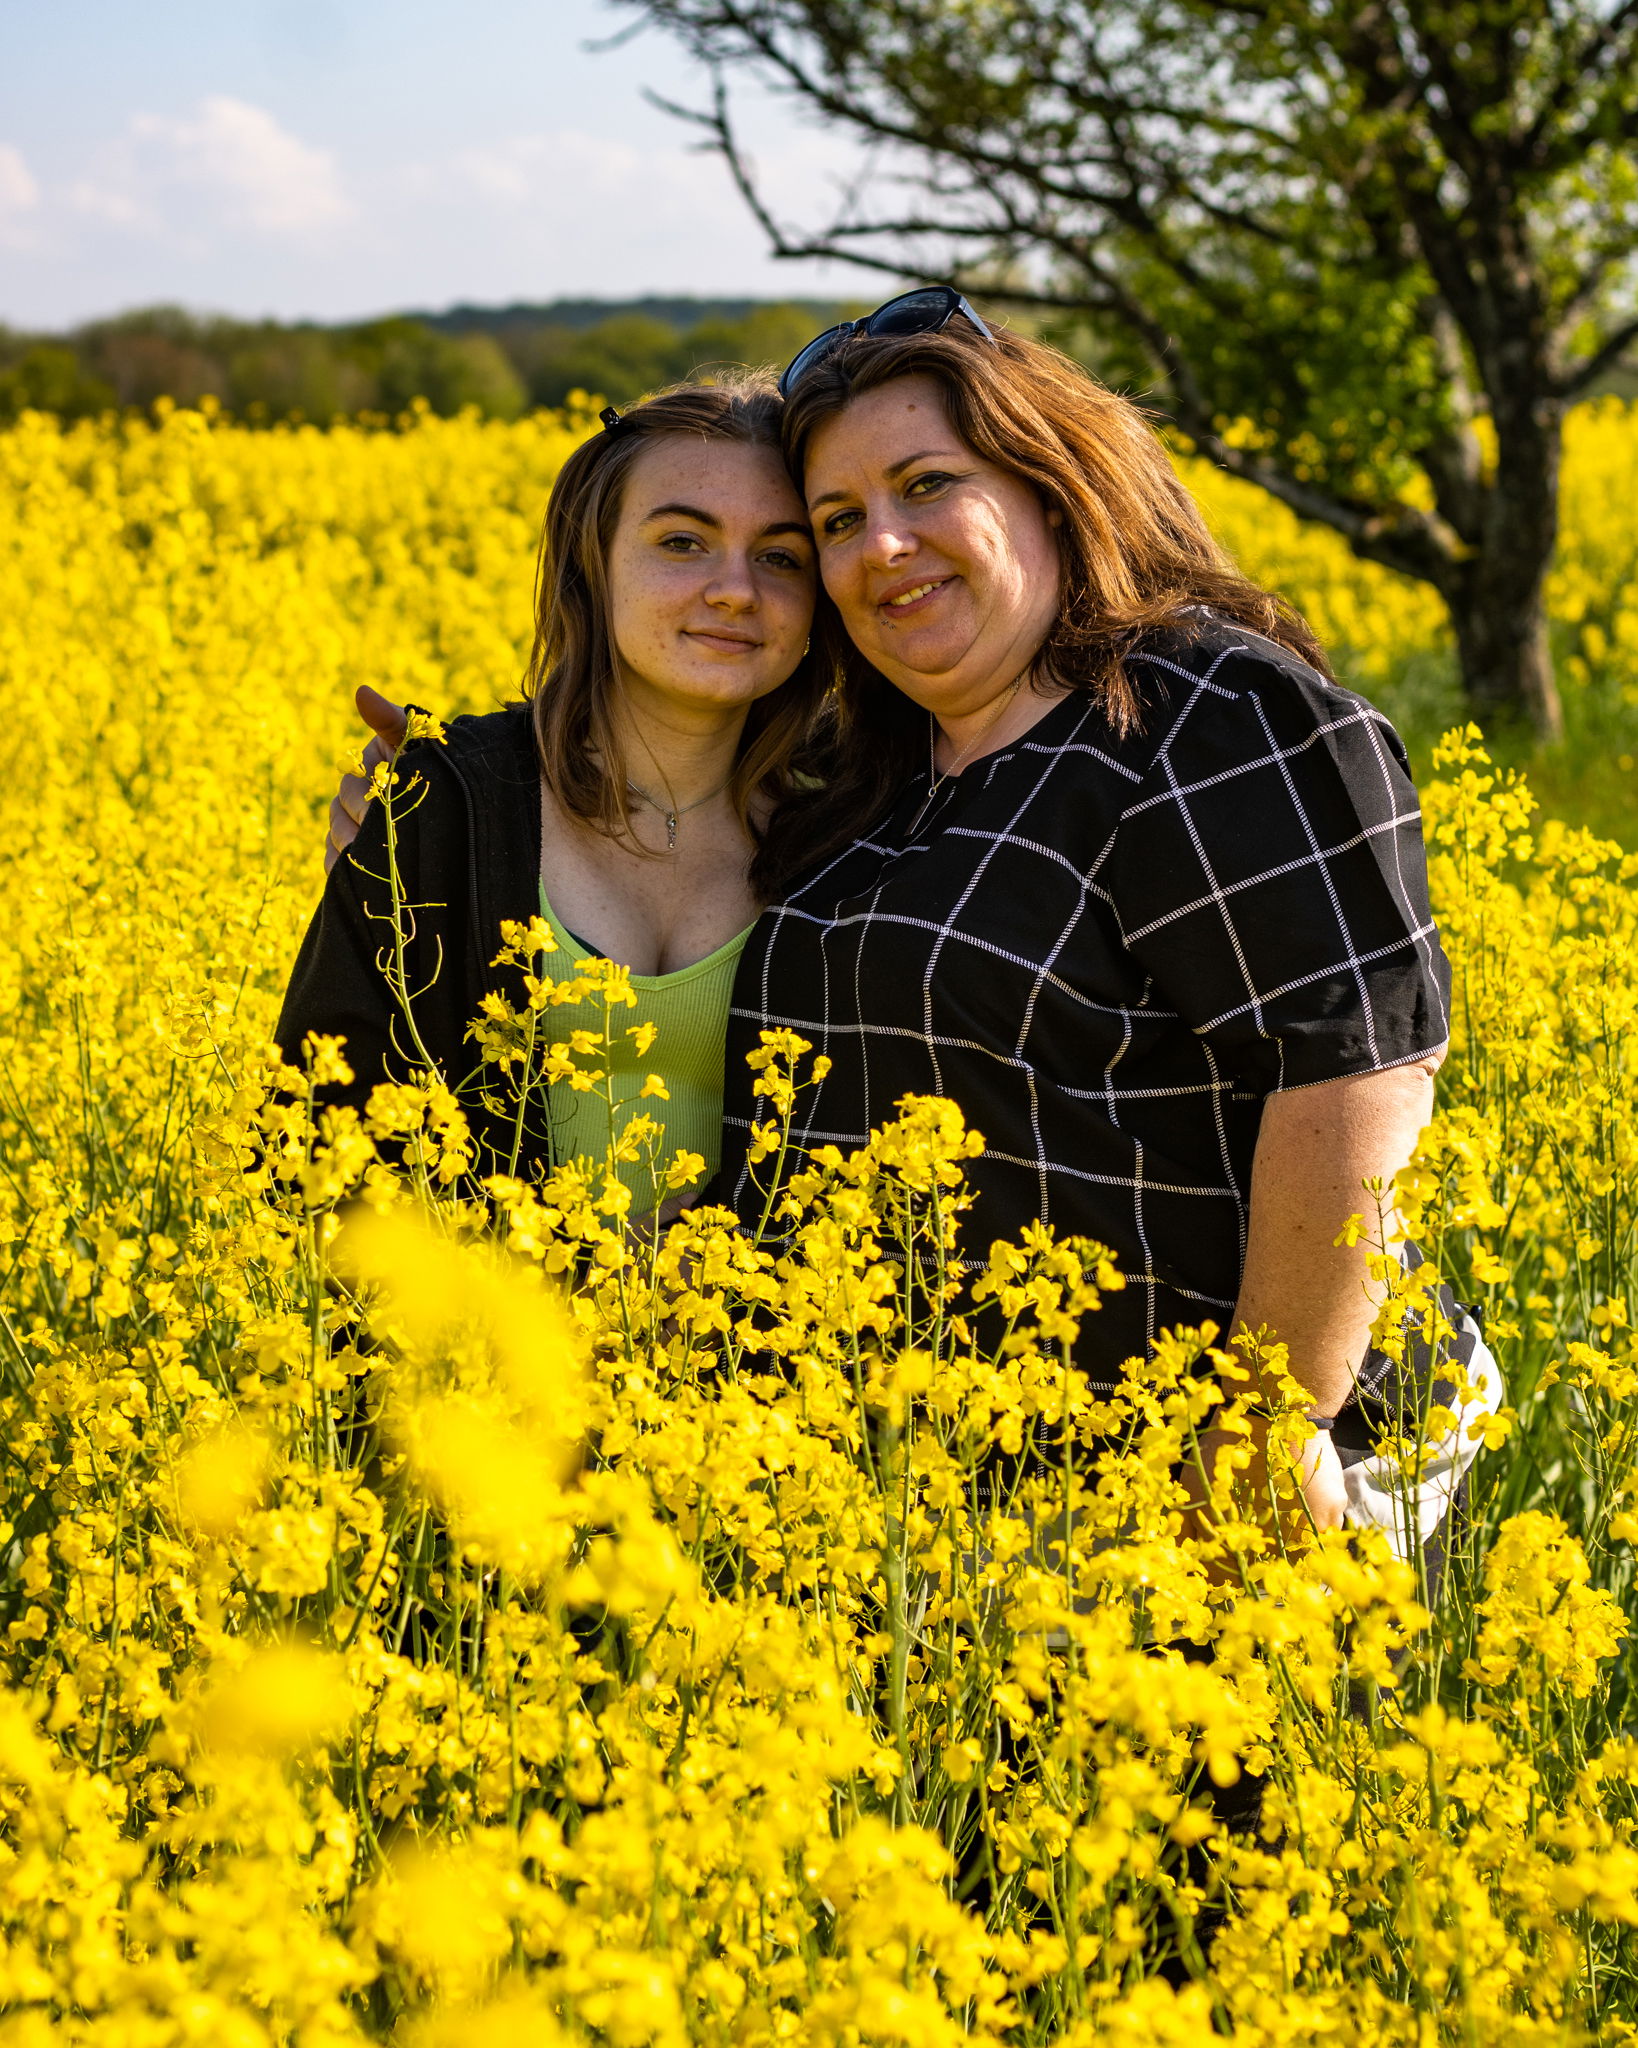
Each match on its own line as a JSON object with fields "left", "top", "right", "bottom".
{"left": 0, "top": 0, "right": 855, "bottom": 328}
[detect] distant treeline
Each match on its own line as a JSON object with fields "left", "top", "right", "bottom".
{"left": 0, "top": 298, "right": 861, "bottom": 424}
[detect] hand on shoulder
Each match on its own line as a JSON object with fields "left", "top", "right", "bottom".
{"left": 325, "top": 685, "right": 409, "bottom": 873}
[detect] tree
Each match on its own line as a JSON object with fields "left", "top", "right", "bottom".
{"left": 345, "top": 321, "right": 529, "bottom": 421}
{"left": 0, "top": 344, "right": 114, "bottom": 422}
{"left": 511, "top": 312, "right": 694, "bottom": 408}
{"left": 76, "top": 309, "right": 231, "bottom": 411}
{"left": 622, "top": 0, "right": 1638, "bottom": 737}
{"left": 225, "top": 330, "right": 375, "bottom": 421}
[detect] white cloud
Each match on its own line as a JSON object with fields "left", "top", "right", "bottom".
{"left": 70, "top": 97, "right": 351, "bottom": 239}
{"left": 0, "top": 144, "right": 39, "bottom": 216}
{"left": 0, "top": 144, "right": 40, "bottom": 247}
{"left": 5, "top": 88, "right": 857, "bottom": 326}
{"left": 64, "top": 175, "right": 146, "bottom": 228}
{"left": 430, "top": 121, "right": 855, "bottom": 273}
{"left": 451, "top": 132, "right": 644, "bottom": 203}
{"left": 240, "top": 115, "right": 851, "bottom": 322}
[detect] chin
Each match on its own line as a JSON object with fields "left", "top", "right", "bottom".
{"left": 877, "top": 638, "right": 974, "bottom": 686}
{"left": 676, "top": 669, "right": 772, "bottom": 708}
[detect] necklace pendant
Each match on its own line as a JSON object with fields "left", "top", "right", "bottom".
{"left": 665, "top": 811, "right": 678, "bottom": 850}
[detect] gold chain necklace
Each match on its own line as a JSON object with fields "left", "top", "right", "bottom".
{"left": 906, "top": 676, "right": 1025, "bottom": 836}
{"left": 626, "top": 774, "right": 731, "bottom": 852}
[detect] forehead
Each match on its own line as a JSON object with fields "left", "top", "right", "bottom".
{"left": 620, "top": 433, "right": 805, "bottom": 521}
{"left": 803, "top": 375, "right": 961, "bottom": 484}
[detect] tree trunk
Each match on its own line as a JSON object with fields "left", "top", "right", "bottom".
{"left": 1447, "top": 569, "right": 1563, "bottom": 743}
{"left": 1445, "top": 401, "right": 1565, "bottom": 743}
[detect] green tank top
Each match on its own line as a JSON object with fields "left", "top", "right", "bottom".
{"left": 535, "top": 881, "right": 750, "bottom": 1205}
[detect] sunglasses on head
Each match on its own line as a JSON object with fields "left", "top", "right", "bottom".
{"left": 777, "top": 285, "right": 995, "bottom": 399}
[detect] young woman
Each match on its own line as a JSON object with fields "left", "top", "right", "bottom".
{"left": 279, "top": 375, "right": 834, "bottom": 1198}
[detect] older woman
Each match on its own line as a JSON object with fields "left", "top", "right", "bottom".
{"left": 713, "top": 295, "right": 1461, "bottom": 1530}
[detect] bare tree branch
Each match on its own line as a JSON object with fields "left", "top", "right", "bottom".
{"left": 623, "top": 0, "right": 1635, "bottom": 729}
{"left": 1559, "top": 309, "right": 1638, "bottom": 397}
{"left": 681, "top": 72, "right": 1465, "bottom": 588}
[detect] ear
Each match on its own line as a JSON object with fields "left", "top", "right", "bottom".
{"left": 1046, "top": 503, "right": 1064, "bottom": 530}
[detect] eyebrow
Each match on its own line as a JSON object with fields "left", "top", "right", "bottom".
{"left": 807, "top": 449, "right": 958, "bottom": 511}
{"left": 640, "top": 502, "right": 811, "bottom": 540}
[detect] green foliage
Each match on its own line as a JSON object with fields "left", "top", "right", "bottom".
{"left": 628, "top": 0, "right": 1638, "bottom": 729}
{"left": 0, "top": 301, "right": 854, "bottom": 426}
{"left": 631, "top": 0, "right": 1638, "bottom": 501}
{"left": 497, "top": 302, "right": 851, "bottom": 407}
{"left": 509, "top": 311, "right": 691, "bottom": 408}
{"left": 0, "top": 343, "right": 114, "bottom": 422}
{"left": 340, "top": 321, "right": 528, "bottom": 420}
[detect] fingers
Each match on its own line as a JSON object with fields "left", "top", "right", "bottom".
{"left": 1185, "top": 1420, "right": 1347, "bottom": 1546}
{"left": 324, "top": 725, "right": 402, "bottom": 871}
{"left": 337, "top": 772, "right": 372, "bottom": 827}
{"left": 325, "top": 768, "right": 378, "bottom": 869}
{"left": 1300, "top": 1432, "right": 1350, "bottom": 1531}
{"left": 325, "top": 794, "right": 359, "bottom": 873}
{"left": 333, "top": 739, "right": 392, "bottom": 829}
{"left": 324, "top": 687, "right": 411, "bottom": 872}
{"left": 356, "top": 683, "right": 409, "bottom": 749}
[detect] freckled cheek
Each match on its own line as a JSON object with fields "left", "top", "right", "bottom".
{"left": 617, "top": 571, "right": 694, "bottom": 641}
{"left": 785, "top": 593, "right": 818, "bottom": 653}
{"left": 612, "top": 602, "right": 684, "bottom": 676}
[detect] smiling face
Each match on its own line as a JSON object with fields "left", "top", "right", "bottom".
{"left": 802, "top": 374, "right": 1063, "bottom": 719}
{"left": 604, "top": 436, "right": 816, "bottom": 721}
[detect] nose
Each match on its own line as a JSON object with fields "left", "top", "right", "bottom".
{"left": 861, "top": 508, "right": 914, "bottom": 571}
{"left": 703, "top": 549, "right": 759, "bottom": 612}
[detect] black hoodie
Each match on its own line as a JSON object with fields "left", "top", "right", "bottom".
{"left": 274, "top": 704, "right": 546, "bottom": 1171}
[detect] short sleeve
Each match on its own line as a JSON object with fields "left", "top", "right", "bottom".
{"left": 1109, "top": 648, "right": 1450, "bottom": 1094}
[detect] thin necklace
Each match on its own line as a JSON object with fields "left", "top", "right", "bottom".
{"left": 626, "top": 773, "right": 731, "bottom": 852}
{"left": 906, "top": 676, "right": 1025, "bottom": 836}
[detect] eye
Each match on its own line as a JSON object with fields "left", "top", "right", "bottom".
{"left": 760, "top": 547, "right": 808, "bottom": 572}
{"left": 906, "top": 470, "right": 954, "bottom": 497}
{"left": 821, "top": 508, "right": 861, "bottom": 538}
{"left": 658, "top": 532, "right": 706, "bottom": 554}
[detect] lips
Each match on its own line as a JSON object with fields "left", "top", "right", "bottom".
{"left": 686, "top": 628, "right": 762, "bottom": 651}
{"left": 878, "top": 575, "right": 954, "bottom": 616}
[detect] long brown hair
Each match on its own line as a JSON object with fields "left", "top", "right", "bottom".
{"left": 777, "top": 322, "right": 1333, "bottom": 870}
{"left": 525, "top": 372, "right": 833, "bottom": 897}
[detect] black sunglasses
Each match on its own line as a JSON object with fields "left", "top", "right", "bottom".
{"left": 777, "top": 285, "right": 995, "bottom": 398}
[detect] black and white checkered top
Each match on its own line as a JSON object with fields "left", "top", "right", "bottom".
{"left": 719, "top": 614, "right": 1451, "bottom": 1381}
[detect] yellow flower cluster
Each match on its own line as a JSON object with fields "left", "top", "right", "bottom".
{"left": 1, "top": 402, "right": 1637, "bottom": 2043}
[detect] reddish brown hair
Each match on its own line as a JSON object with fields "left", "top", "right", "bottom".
{"left": 524, "top": 372, "right": 834, "bottom": 896}
{"left": 777, "top": 323, "right": 1333, "bottom": 865}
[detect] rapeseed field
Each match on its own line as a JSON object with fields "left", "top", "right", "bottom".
{"left": 1, "top": 397, "right": 1637, "bottom": 2042}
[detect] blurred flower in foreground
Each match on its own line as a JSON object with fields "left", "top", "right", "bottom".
{"left": 399, "top": 1988, "right": 571, "bottom": 2048}
{"left": 173, "top": 1421, "right": 272, "bottom": 1538}
{"left": 193, "top": 1641, "right": 355, "bottom": 1759}
{"left": 340, "top": 1210, "right": 588, "bottom": 1579}
{"left": 358, "top": 1834, "right": 535, "bottom": 2006}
